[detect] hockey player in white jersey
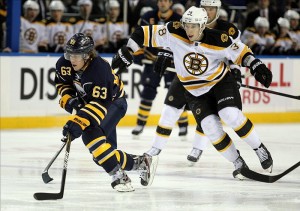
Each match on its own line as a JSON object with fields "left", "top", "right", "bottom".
{"left": 45, "top": 0, "right": 74, "bottom": 53}
{"left": 112, "top": 6, "right": 273, "bottom": 179}
{"left": 20, "top": 0, "right": 48, "bottom": 53}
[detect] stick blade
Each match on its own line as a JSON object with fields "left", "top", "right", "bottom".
{"left": 241, "top": 168, "right": 274, "bottom": 183}
{"left": 42, "top": 172, "right": 53, "bottom": 184}
{"left": 33, "top": 192, "right": 63, "bottom": 200}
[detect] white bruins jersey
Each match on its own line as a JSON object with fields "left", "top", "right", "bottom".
{"left": 139, "top": 21, "right": 253, "bottom": 96}
{"left": 241, "top": 27, "right": 275, "bottom": 48}
{"left": 20, "top": 17, "right": 47, "bottom": 53}
{"left": 103, "top": 21, "right": 129, "bottom": 43}
{"left": 73, "top": 20, "right": 105, "bottom": 44}
{"left": 46, "top": 21, "right": 74, "bottom": 50}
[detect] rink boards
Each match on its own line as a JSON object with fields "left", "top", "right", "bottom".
{"left": 1, "top": 54, "right": 300, "bottom": 129}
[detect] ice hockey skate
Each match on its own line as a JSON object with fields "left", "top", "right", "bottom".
{"left": 254, "top": 143, "right": 273, "bottom": 173}
{"left": 138, "top": 153, "right": 159, "bottom": 186}
{"left": 111, "top": 169, "right": 134, "bottom": 192}
{"left": 146, "top": 147, "right": 161, "bottom": 156}
{"left": 187, "top": 148, "right": 203, "bottom": 166}
{"left": 131, "top": 125, "right": 144, "bottom": 137}
{"left": 232, "top": 151, "right": 249, "bottom": 180}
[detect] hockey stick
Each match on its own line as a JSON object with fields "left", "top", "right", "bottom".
{"left": 241, "top": 161, "right": 300, "bottom": 183}
{"left": 42, "top": 141, "right": 67, "bottom": 184}
{"left": 34, "top": 134, "right": 72, "bottom": 200}
{"left": 241, "top": 84, "right": 300, "bottom": 100}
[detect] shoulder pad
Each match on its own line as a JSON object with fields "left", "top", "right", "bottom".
{"left": 167, "top": 21, "right": 188, "bottom": 40}
{"left": 202, "top": 28, "right": 232, "bottom": 48}
{"left": 216, "top": 19, "right": 239, "bottom": 39}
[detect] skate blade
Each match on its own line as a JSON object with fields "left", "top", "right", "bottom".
{"left": 188, "top": 161, "right": 196, "bottom": 167}
{"left": 263, "top": 165, "right": 273, "bottom": 173}
{"left": 146, "top": 155, "right": 159, "bottom": 187}
{"left": 234, "top": 173, "right": 245, "bottom": 180}
{"left": 114, "top": 184, "right": 135, "bottom": 192}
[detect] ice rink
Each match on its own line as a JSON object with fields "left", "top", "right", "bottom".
{"left": 1, "top": 124, "right": 300, "bottom": 211}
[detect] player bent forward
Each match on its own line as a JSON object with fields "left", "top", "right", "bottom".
{"left": 55, "top": 33, "right": 158, "bottom": 192}
{"left": 112, "top": 7, "right": 273, "bottom": 179}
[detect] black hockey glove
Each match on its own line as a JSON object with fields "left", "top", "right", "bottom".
{"left": 59, "top": 94, "right": 83, "bottom": 114}
{"left": 249, "top": 59, "right": 272, "bottom": 88}
{"left": 111, "top": 45, "right": 133, "bottom": 74}
{"left": 153, "top": 49, "right": 174, "bottom": 77}
{"left": 62, "top": 115, "right": 90, "bottom": 141}
{"left": 231, "top": 68, "right": 242, "bottom": 89}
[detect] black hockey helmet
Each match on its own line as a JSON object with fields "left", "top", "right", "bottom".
{"left": 65, "top": 33, "right": 94, "bottom": 56}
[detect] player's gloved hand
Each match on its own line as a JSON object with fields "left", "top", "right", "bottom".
{"left": 231, "top": 68, "right": 242, "bottom": 89}
{"left": 111, "top": 45, "right": 133, "bottom": 74}
{"left": 249, "top": 59, "right": 272, "bottom": 88}
{"left": 153, "top": 49, "right": 173, "bottom": 77}
{"left": 59, "top": 94, "right": 83, "bottom": 114}
{"left": 62, "top": 115, "right": 90, "bottom": 141}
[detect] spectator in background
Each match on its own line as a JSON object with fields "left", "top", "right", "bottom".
{"left": 241, "top": 16, "right": 275, "bottom": 55}
{"left": 245, "top": 0, "right": 278, "bottom": 30}
{"left": 119, "top": 0, "right": 156, "bottom": 34}
{"left": 4, "top": 0, "right": 48, "bottom": 53}
{"left": 62, "top": 0, "right": 78, "bottom": 13}
{"left": 218, "top": 8, "right": 228, "bottom": 21}
{"left": 284, "top": 10, "right": 300, "bottom": 44}
{"left": 140, "top": 6, "right": 154, "bottom": 16}
{"left": 103, "top": 0, "right": 129, "bottom": 53}
{"left": 271, "top": 17, "right": 299, "bottom": 55}
{"left": 45, "top": 0, "right": 74, "bottom": 53}
{"left": 70, "top": 0, "right": 106, "bottom": 52}
{"left": 22, "top": 0, "right": 48, "bottom": 21}
{"left": 172, "top": 3, "right": 185, "bottom": 15}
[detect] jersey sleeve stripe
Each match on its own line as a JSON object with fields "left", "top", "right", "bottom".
{"left": 85, "top": 104, "right": 105, "bottom": 120}
{"left": 234, "top": 45, "right": 253, "bottom": 65}
{"left": 151, "top": 25, "right": 158, "bottom": 47}
{"left": 81, "top": 108, "right": 101, "bottom": 125}
{"left": 143, "top": 26, "right": 150, "bottom": 46}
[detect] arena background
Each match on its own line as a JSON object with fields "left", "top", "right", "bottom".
{"left": 1, "top": 1, "right": 300, "bottom": 129}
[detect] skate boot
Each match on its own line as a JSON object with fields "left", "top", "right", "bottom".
{"left": 111, "top": 168, "right": 134, "bottom": 192}
{"left": 254, "top": 143, "right": 273, "bottom": 173}
{"left": 146, "top": 147, "right": 161, "bottom": 156}
{"left": 132, "top": 125, "right": 144, "bottom": 136}
{"left": 135, "top": 153, "right": 159, "bottom": 186}
{"left": 187, "top": 148, "right": 203, "bottom": 166}
{"left": 232, "top": 151, "right": 249, "bottom": 180}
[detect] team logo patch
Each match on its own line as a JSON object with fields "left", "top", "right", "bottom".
{"left": 228, "top": 27, "right": 236, "bottom": 36}
{"left": 70, "top": 38, "right": 76, "bottom": 45}
{"left": 173, "top": 21, "right": 181, "bottom": 29}
{"left": 183, "top": 53, "right": 208, "bottom": 76}
{"left": 24, "top": 28, "right": 38, "bottom": 44}
{"left": 54, "top": 31, "right": 67, "bottom": 45}
{"left": 196, "top": 108, "right": 201, "bottom": 115}
{"left": 168, "top": 96, "right": 174, "bottom": 101}
{"left": 221, "top": 34, "right": 228, "bottom": 42}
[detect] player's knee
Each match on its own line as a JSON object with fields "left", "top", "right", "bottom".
{"left": 159, "top": 105, "right": 184, "bottom": 127}
{"left": 201, "top": 114, "right": 223, "bottom": 139}
{"left": 219, "top": 107, "right": 245, "bottom": 128}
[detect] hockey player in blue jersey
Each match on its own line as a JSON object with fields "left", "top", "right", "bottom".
{"left": 55, "top": 33, "right": 158, "bottom": 192}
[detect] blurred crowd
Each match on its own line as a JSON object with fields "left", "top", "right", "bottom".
{"left": 0, "top": 0, "right": 300, "bottom": 55}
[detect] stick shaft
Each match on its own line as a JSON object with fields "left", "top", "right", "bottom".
{"left": 241, "top": 84, "right": 300, "bottom": 100}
